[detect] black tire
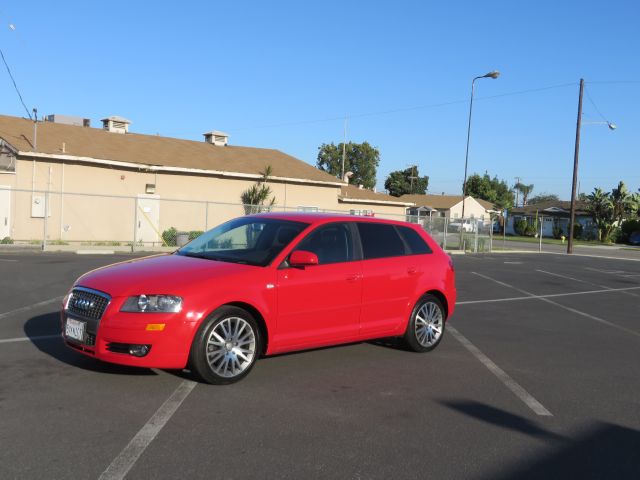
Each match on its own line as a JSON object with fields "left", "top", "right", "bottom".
{"left": 402, "top": 294, "right": 446, "bottom": 352}
{"left": 189, "top": 306, "right": 261, "bottom": 385}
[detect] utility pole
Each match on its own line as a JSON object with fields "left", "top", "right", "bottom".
{"left": 567, "top": 79, "right": 584, "bottom": 255}
{"left": 341, "top": 116, "right": 348, "bottom": 181}
{"left": 407, "top": 164, "right": 418, "bottom": 193}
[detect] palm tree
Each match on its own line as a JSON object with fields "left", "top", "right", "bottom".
{"left": 586, "top": 187, "right": 614, "bottom": 242}
{"left": 241, "top": 165, "right": 276, "bottom": 214}
{"left": 514, "top": 182, "right": 534, "bottom": 206}
{"left": 610, "top": 181, "right": 638, "bottom": 226}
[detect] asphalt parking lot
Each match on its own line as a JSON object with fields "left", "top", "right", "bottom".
{"left": 1, "top": 251, "right": 639, "bottom": 479}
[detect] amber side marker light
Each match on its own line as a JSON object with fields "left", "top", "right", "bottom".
{"left": 146, "top": 323, "right": 166, "bottom": 331}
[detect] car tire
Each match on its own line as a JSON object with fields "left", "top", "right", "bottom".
{"left": 402, "top": 294, "right": 446, "bottom": 352}
{"left": 189, "top": 306, "right": 261, "bottom": 385}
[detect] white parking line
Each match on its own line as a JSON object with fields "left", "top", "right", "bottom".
{"left": 99, "top": 379, "right": 197, "bottom": 480}
{"left": 536, "top": 269, "right": 639, "bottom": 297}
{"left": 0, "top": 297, "right": 63, "bottom": 320}
{"left": 472, "top": 272, "right": 640, "bottom": 339}
{"left": 0, "top": 334, "right": 59, "bottom": 344}
{"left": 448, "top": 326, "right": 552, "bottom": 416}
{"left": 456, "top": 285, "right": 640, "bottom": 305}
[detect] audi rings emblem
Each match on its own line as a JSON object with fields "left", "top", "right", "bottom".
{"left": 73, "top": 297, "right": 95, "bottom": 310}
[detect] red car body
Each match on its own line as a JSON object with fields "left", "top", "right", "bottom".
{"left": 61, "top": 213, "right": 456, "bottom": 370}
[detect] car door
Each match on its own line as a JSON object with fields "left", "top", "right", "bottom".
{"left": 274, "top": 222, "right": 362, "bottom": 351}
{"left": 356, "top": 222, "right": 417, "bottom": 338}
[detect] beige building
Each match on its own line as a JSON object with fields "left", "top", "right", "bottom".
{"left": 0, "top": 114, "right": 411, "bottom": 244}
{"left": 339, "top": 184, "right": 414, "bottom": 218}
{"left": 401, "top": 194, "right": 496, "bottom": 222}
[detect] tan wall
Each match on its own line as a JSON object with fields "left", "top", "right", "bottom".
{"left": 3, "top": 157, "right": 411, "bottom": 243}
{"left": 338, "top": 201, "right": 409, "bottom": 220}
{"left": 4, "top": 157, "right": 348, "bottom": 243}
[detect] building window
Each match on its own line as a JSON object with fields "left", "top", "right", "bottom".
{"left": 0, "top": 141, "right": 16, "bottom": 173}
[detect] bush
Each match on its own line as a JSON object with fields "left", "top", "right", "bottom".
{"left": 188, "top": 230, "right": 204, "bottom": 241}
{"left": 162, "top": 227, "right": 178, "bottom": 247}
{"left": 572, "top": 223, "right": 583, "bottom": 239}
{"left": 610, "top": 227, "right": 624, "bottom": 244}
{"left": 1, "top": 236, "right": 13, "bottom": 244}
{"left": 524, "top": 225, "right": 537, "bottom": 237}
{"left": 514, "top": 218, "right": 528, "bottom": 236}
{"left": 618, "top": 219, "right": 640, "bottom": 244}
{"left": 552, "top": 226, "right": 563, "bottom": 239}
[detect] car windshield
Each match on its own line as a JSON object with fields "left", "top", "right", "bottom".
{"left": 176, "top": 217, "right": 309, "bottom": 267}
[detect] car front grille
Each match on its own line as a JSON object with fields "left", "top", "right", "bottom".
{"left": 66, "top": 287, "right": 111, "bottom": 320}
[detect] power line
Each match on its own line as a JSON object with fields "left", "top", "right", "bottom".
{"left": 232, "top": 82, "right": 577, "bottom": 131}
{"left": 0, "top": 46, "right": 32, "bottom": 120}
{"left": 584, "top": 87, "right": 610, "bottom": 123}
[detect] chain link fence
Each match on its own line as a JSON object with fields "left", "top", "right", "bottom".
{"left": 1, "top": 187, "right": 494, "bottom": 253}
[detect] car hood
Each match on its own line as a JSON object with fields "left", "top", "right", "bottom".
{"left": 76, "top": 254, "right": 259, "bottom": 297}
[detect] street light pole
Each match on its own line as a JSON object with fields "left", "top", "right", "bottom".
{"left": 461, "top": 71, "right": 500, "bottom": 222}
{"left": 567, "top": 79, "right": 584, "bottom": 254}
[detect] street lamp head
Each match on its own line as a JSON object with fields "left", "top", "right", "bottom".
{"left": 483, "top": 70, "right": 500, "bottom": 79}
{"left": 607, "top": 122, "right": 617, "bottom": 131}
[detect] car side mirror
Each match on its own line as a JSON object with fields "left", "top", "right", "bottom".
{"left": 289, "top": 250, "right": 319, "bottom": 268}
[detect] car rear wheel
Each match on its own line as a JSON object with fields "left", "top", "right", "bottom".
{"left": 403, "top": 294, "right": 445, "bottom": 352}
{"left": 189, "top": 306, "right": 261, "bottom": 385}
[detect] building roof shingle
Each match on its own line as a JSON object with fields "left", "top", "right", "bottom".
{"left": 339, "top": 185, "right": 415, "bottom": 206}
{"left": 0, "top": 114, "right": 340, "bottom": 185}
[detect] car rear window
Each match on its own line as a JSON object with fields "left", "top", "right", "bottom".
{"left": 397, "top": 226, "right": 432, "bottom": 254}
{"left": 357, "top": 223, "right": 406, "bottom": 259}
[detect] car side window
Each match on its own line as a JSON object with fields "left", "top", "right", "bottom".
{"left": 356, "top": 223, "right": 406, "bottom": 260}
{"left": 294, "top": 223, "right": 354, "bottom": 265}
{"left": 397, "top": 226, "right": 432, "bottom": 254}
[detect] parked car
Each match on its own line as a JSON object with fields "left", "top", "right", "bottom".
{"left": 61, "top": 214, "right": 456, "bottom": 384}
{"left": 448, "top": 219, "right": 476, "bottom": 233}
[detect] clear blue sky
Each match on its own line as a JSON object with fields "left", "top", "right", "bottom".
{"left": 1, "top": 0, "right": 639, "bottom": 200}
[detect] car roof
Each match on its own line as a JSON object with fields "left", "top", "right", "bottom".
{"left": 252, "top": 212, "right": 412, "bottom": 227}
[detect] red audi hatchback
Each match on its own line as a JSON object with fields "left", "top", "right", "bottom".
{"left": 62, "top": 213, "right": 456, "bottom": 384}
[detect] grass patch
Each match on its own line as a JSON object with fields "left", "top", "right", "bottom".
{"left": 502, "top": 236, "right": 610, "bottom": 247}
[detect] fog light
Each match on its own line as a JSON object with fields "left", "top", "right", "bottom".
{"left": 129, "top": 344, "right": 151, "bottom": 357}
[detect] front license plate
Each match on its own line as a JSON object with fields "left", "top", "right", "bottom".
{"left": 65, "top": 317, "right": 86, "bottom": 342}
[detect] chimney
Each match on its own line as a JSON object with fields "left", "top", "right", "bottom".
{"left": 101, "top": 116, "right": 131, "bottom": 134}
{"left": 203, "top": 130, "right": 229, "bottom": 146}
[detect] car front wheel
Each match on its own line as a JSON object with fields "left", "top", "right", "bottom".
{"left": 189, "top": 306, "right": 261, "bottom": 385}
{"left": 403, "top": 294, "right": 445, "bottom": 352}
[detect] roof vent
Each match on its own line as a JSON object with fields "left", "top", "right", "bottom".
{"left": 101, "top": 116, "right": 131, "bottom": 134}
{"left": 203, "top": 130, "right": 229, "bottom": 146}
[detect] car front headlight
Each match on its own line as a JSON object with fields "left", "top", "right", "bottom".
{"left": 121, "top": 295, "right": 183, "bottom": 313}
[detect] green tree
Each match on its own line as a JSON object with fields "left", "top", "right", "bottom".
{"left": 514, "top": 182, "right": 534, "bottom": 206}
{"left": 610, "top": 181, "right": 639, "bottom": 226}
{"left": 316, "top": 141, "right": 379, "bottom": 189}
{"left": 241, "top": 165, "right": 276, "bottom": 214}
{"left": 384, "top": 166, "right": 429, "bottom": 197}
{"left": 586, "top": 187, "right": 614, "bottom": 242}
{"left": 464, "top": 172, "right": 514, "bottom": 210}
{"left": 529, "top": 193, "right": 560, "bottom": 204}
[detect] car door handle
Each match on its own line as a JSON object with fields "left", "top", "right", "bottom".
{"left": 407, "top": 267, "right": 419, "bottom": 275}
{"left": 345, "top": 274, "right": 361, "bottom": 282}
